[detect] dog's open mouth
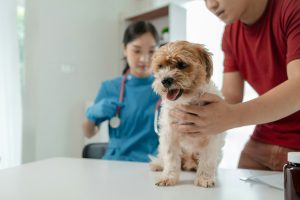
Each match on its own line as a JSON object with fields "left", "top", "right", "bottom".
{"left": 166, "top": 89, "right": 184, "bottom": 101}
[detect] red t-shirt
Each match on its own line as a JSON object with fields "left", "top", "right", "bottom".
{"left": 222, "top": 0, "right": 300, "bottom": 149}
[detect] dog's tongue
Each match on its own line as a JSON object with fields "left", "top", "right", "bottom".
{"left": 167, "top": 89, "right": 180, "bottom": 101}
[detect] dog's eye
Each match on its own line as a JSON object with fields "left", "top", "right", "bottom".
{"left": 158, "top": 64, "right": 163, "bottom": 69}
{"left": 176, "top": 61, "right": 188, "bottom": 69}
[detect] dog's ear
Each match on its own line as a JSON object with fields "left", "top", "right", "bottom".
{"left": 194, "top": 44, "right": 213, "bottom": 82}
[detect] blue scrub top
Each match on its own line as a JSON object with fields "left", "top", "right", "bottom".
{"left": 93, "top": 73, "right": 160, "bottom": 162}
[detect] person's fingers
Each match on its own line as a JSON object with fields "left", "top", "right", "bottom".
{"left": 169, "top": 108, "right": 202, "bottom": 123}
{"left": 171, "top": 123, "right": 213, "bottom": 136}
{"left": 198, "top": 93, "right": 223, "bottom": 103}
{"left": 110, "top": 101, "right": 125, "bottom": 108}
{"left": 174, "top": 104, "right": 204, "bottom": 116}
{"left": 174, "top": 93, "right": 223, "bottom": 115}
{"left": 117, "top": 102, "right": 125, "bottom": 108}
{"left": 171, "top": 123, "right": 203, "bottom": 133}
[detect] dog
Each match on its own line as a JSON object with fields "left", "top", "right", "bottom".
{"left": 150, "top": 41, "right": 225, "bottom": 187}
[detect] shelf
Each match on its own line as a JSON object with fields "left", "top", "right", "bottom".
{"left": 122, "top": 3, "right": 187, "bottom": 43}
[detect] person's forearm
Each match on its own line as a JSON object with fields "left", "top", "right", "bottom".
{"left": 82, "top": 119, "right": 99, "bottom": 138}
{"left": 222, "top": 90, "right": 243, "bottom": 104}
{"left": 234, "top": 78, "right": 300, "bottom": 127}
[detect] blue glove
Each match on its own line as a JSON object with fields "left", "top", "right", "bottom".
{"left": 86, "top": 99, "right": 124, "bottom": 123}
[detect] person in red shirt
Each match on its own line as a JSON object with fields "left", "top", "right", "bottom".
{"left": 170, "top": 0, "right": 300, "bottom": 171}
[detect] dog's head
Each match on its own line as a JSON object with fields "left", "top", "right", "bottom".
{"left": 151, "top": 41, "right": 213, "bottom": 101}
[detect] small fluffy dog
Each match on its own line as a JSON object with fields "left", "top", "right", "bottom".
{"left": 150, "top": 41, "right": 225, "bottom": 187}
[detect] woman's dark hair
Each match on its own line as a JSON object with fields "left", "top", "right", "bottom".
{"left": 122, "top": 21, "right": 159, "bottom": 74}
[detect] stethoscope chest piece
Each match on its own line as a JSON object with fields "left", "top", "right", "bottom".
{"left": 110, "top": 116, "right": 121, "bottom": 128}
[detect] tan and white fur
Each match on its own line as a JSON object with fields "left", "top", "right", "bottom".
{"left": 150, "top": 41, "right": 225, "bottom": 187}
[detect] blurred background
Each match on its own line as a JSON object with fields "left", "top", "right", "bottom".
{"left": 0, "top": 0, "right": 257, "bottom": 170}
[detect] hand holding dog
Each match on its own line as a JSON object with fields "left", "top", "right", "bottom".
{"left": 169, "top": 93, "right": 238, "bottom": 135}
{"left": 86, "top": 99, "right": 124, "bottom": 123}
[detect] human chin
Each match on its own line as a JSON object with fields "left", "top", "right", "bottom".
{"left": 139, "top": 68, "right": 151, "bottom": 77}
{"left": 133, "top": 68, "right": 150, "bottom": 77}
{"left": 221, "top": 15, "right": 236, "bottom": 25}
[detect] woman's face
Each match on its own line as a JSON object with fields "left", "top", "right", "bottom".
{"left": 123, "top": 32, "right": 157, "bottom": 78}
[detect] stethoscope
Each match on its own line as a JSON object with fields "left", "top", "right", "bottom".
{"left": 109, "top": 69, "right": 161, "bottom": 135}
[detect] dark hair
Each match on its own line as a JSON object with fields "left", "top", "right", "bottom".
{"left": 122, "top": 21, "right": 159, "bottom": 74}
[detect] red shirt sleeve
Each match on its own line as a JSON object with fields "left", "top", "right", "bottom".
{"left": 284, "top": 0, "right": 300, "bottom": 64}
{"left": 222, "top": 26, "right": 239, "bottom": 72}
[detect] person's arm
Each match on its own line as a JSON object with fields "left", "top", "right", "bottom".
{"left": 82, "top": 81, "right": 123, "bottom": 138}
{"left": 235, "top": 59, "right": 300, "bottom": 126}
{"left": 82, "top": 119, "right": 99, "bottom": 138}
{"left": 221, "top": 71, "right": 244, "bottom": 104}
{"left": 82, "top": 98, "right": 122, "bottom": 138}
{"left": 169, "top": 59, "right": 300, "bottom": 135}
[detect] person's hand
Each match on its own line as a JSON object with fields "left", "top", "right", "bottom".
{"left": 169, "top": 93, "right": 238, "bottom": 136}
{"left": 86, "top": 99, "right": 124, "bottom": 123}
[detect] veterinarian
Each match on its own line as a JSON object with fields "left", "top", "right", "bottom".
{"left": 170, "top": 0, "right": 300, "bottom": 171}
{"left": 83, "top": 21, "right": 160, "bottom": 162}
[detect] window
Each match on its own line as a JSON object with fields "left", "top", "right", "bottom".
{"left": 0, "top": 0, "right": 24, "bottom": 169}
{"left": 17, "top": 5, "right": 25, "bottom": 87}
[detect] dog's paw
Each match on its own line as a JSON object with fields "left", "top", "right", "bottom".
{"left": 149, "top": 162, "right": 163, "bottom": 171}
{"left": 194, "top": 176, "right": 215, "bottom": 188}
{"left": 155, "top": 176, "right": 178, "bottom": 186}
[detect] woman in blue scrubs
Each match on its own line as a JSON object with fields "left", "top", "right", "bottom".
{"left": 82, "top": 21, "right": 160, "bottom": 162}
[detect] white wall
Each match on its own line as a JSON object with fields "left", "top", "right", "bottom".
{"left": 23, "top": 0, "right": 257, "bottom": 168}
{"left": 23, "top": 0, "right": 144, "bottom": 163}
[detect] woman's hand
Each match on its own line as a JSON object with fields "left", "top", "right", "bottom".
{"left": 86, "top": 99, "right": 124, "bottom": 122}
{"left": 169, "top": 93, "right": 239, "bottom": 136}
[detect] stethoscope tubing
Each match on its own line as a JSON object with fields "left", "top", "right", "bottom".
{"left": 111, "top": 69, "right": 161, "bottom": 134}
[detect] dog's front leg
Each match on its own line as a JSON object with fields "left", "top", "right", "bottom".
{"left": 194, "top": 140, "right": 221, "bottom": 187}
{"left": 155, "top": 130, "right": 181, "bottom": 186}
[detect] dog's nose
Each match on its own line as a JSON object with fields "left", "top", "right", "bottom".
{"left": 161, "top": 77, "right": 174, "bottom": 88}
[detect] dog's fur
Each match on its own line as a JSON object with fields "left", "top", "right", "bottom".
{"left": 150, "top": 41, "right": 225, "bottom": 187}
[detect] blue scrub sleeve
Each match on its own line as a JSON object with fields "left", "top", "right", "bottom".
{"left": 88, "top": 83, "right": 108, "bottom": 126}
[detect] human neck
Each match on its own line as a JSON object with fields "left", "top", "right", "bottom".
{"left": 129, "top": 71, "right": 151, "bottom": 78}
{"left": 240, "top": 0, "right": 269, "bottom": 25}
